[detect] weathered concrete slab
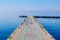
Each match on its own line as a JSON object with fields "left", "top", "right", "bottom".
{"left": 7, "top": 16, "right": 55, "bottom": 40}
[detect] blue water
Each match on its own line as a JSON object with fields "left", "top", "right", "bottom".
{"left": 37, "top": 18, "right": 60, "bottom": 40}
{"left": 0, "top": 11, "right": 60, "bottom": 40}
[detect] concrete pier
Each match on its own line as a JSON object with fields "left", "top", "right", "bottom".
{"left": 7, "top": 16, "right": 55, "bottom": 40}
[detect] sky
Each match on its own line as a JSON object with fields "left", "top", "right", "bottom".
{"left": 0, "top": 0, "right": 60, "bottom": 16}
{"left": 0, "top": 0, "right": 60, "bottom": 12}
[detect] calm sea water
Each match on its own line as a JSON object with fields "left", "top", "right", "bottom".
{"left": 0, "top": 11, "right": 60, "bottom": 40}
{"left": 37, "top": 18, "right": 60, "bottom": 40}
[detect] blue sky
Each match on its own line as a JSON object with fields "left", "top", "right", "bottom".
{"left": 0, "top": 0, "right": 60, "bottom": 12}
{"left": 0, "top": 0, "right": 60, "bottom": 16}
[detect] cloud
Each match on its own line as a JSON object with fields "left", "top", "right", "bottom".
{"left": 0, "top": 6, "right": 60, "bottom": 13}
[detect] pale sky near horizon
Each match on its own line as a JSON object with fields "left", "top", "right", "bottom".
{"left": 0, "top": 0, "right": 60, "bottom": 16}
